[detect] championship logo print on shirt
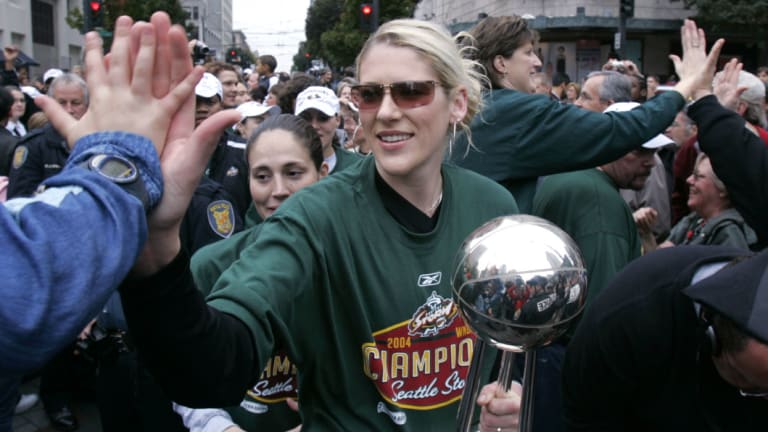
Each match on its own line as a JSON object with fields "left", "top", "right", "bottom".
{"left": 242, "top": 350, "right": 298, "bottom": 414}
{"left": 207, "top": 200, "right": 235, "bottom": 238}
{"left": 362, "top": 291, "right": 476, "bottom": 410}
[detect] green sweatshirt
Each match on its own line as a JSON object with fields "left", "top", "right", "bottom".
{"left": 206, "top": 157, "right": 519, "bottom": 430}
{"left": 451, "top": 89, "right": 685, "bottom": 212}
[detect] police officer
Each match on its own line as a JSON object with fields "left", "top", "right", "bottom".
{"left": 195, "top": 72, "right": 250, "bottom": 219}
{"left": 7, "top": 73, "right": 87, "bottom": 198}
{"left": 181, "top": 176, "right": 244, "bottom": 255}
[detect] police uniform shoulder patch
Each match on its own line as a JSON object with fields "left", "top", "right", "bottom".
{"left": 226, "top": 166, "right": 239, "bottom": 177}
{"left": 12, "top": 145, "right": 28, "bottom": 170}
{"left": 207, "top": 200, "right": 236, "bottom": 238}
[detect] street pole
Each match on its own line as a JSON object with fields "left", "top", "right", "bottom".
{"left": 373, "top": 0, "right": 380, "bottom": 32}
{"left": 617, "top": 13, "right": 627, "bottom": 59}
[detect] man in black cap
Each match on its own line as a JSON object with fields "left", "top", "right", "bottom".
{"left": 562, "top": 245, "right": 768, "bottom": 431}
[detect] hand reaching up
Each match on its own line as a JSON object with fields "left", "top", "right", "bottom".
{"left": 713, "top": 58, "right": 749, "bottom": 110}
{"left": 35, "top": 17, "right": 202, "bottom": 156}
{"left": 669, "top": 19, "right": 725, "bottom": 100}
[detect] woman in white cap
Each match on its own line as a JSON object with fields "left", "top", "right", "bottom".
{"left": 294, "top": 86, "right": 362, "bottom": 174}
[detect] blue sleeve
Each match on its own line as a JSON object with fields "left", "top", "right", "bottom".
{"left": 0, "top": 131, "right": 161, "bottom": 375}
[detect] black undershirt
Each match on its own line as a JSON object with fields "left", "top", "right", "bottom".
{"left": 374, "top": 168, "right": 441, "bottom": 233}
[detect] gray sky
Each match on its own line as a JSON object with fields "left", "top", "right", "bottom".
{"left": 233, "top": 0, "right": 310, "bottom": 73}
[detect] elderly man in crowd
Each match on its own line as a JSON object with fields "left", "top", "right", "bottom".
{"left": 7, "top": 73, "right": 88, "bottom": 198}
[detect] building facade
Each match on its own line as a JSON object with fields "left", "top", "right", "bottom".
{"left": 1, "top": 0, "right": 85, "bottom": 79}
{"left": 181, "top": 0, "right": 235, "bottom": 61}
{"left": 0, "top": 0, "right": 240, "bottom": 79}
{"left": 415, "top": 0, "right": 764, "bottom": 82}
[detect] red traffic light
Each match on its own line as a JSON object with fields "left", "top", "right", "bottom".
{"left": 304, "top": 53, "right": 311, "bottom": 58}
{"left": 89, "top": 1, "right": 101, "bottom": 12}
{"left": 230, "top": 50, "right": 236, "bottom": 56}
{"left": 361, "top": 4, "right": 372, "bottom": 15}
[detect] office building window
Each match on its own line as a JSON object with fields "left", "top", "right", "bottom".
{"left": 32, "top": 0, "right": 55, "bottom": 46}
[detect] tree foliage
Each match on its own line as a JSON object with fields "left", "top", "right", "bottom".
{"left": 300, "top": 0, "right": 418, "bottom": 71}
{"left": 292, "top": 42, "right": 312, "bottom": 72}
{"left": 67, "top": 0, "right": 193, "bottom": 36}
{"left": 103, "top": 0, "right": 189, "bottom": 31}
{"left": 685, "top": 0, "right": 768, "bottom": 32}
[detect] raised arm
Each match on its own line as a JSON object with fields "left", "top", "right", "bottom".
{"left": 687, "top": 59, "right": 768, "bottom": 246}
{"left": 0, "top": 12, "right": 232, "bottom": 375}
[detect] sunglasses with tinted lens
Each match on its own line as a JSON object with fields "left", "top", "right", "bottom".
{"left": 351, "top": 81, "right": 440, "bottom": 111}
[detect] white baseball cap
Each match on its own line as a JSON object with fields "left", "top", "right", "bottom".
{"left": 43, "top": 68, "right": 63, "bottom": 83}
{"left": 604, "top": 102, "right": 674, "bottom": 149}
{"left": 195, "top": 72, "right": 223, "bottom": 99}
{"left": 236, "top": 102, "right": 281, "bottom": 121}
{"left": 295, "top": 86, "right": 339, "bottom": 117}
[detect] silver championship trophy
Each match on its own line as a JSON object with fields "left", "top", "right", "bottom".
{"left": 452, "top": 215, "right": 588, "bottom": 432}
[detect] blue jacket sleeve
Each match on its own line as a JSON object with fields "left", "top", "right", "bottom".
{"left": 0, "top": 131, "right": 161, "bottom": 375}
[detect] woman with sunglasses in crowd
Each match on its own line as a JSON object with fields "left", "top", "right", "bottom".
{"left": 122, "top": 19, "right": 523, "bottom": 431}
{"left": 450, "top": 16, "right": 723, "bottom": 213}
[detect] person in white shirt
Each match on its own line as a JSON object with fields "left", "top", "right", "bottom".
{"left": 4, "top": 86, "right": 26, "bottom": 137}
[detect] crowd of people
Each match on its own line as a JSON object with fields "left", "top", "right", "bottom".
{"left": 0, "top": 10, "right": 766, "bottom": 432}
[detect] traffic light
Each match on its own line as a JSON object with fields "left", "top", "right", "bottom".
{"left": 226, "top": 48, "right": 240, "bottom": 64}
{"left": 359, "top": 3, "right": 374, "bottom": 33}
{"left": 620, "top": 0, "right": 634, "bottom": 18}
{"left": 84, "top": 0, "right": 104, "bottom": 31}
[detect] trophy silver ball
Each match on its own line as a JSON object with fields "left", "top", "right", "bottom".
{"left": 452, "top": 214, "right": 588, "bottom": 352}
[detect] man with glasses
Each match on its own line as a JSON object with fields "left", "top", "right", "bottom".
{"left": 562, "top": 245, "right": 768, "bottom": 431}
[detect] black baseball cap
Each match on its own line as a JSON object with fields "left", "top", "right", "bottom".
{"left": 683, "top": 248, "right": 768, "bottom": 344}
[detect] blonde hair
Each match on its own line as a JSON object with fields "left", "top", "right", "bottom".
{"left": 355, "top": 19, "right": 485, "bottom": 149}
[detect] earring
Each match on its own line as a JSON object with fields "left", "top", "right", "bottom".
{"left": 448, "top": 121, "right": 457, "bottom": 157}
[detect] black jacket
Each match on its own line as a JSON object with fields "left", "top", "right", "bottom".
{"left": 563, "top": 245, "right": 764, "bottom": 431}
{"left": 206, "top": 132, "right": 249, "bottom": 220}
{"left": 7, "top": 124, "right": 69, "bottom": 198}
{"left": 0, "top": 127, "right": 17, "bottom": 176}
{"left": 180, "top": 176, "right": 244, "bottom": 255}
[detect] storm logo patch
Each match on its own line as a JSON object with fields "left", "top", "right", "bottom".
{"left": 207, "top": 200, "right": 235, "bottom": 238}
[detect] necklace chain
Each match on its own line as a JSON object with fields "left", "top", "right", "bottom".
{"left": 426, "top": 191, "right": 443, "bottom": 214}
